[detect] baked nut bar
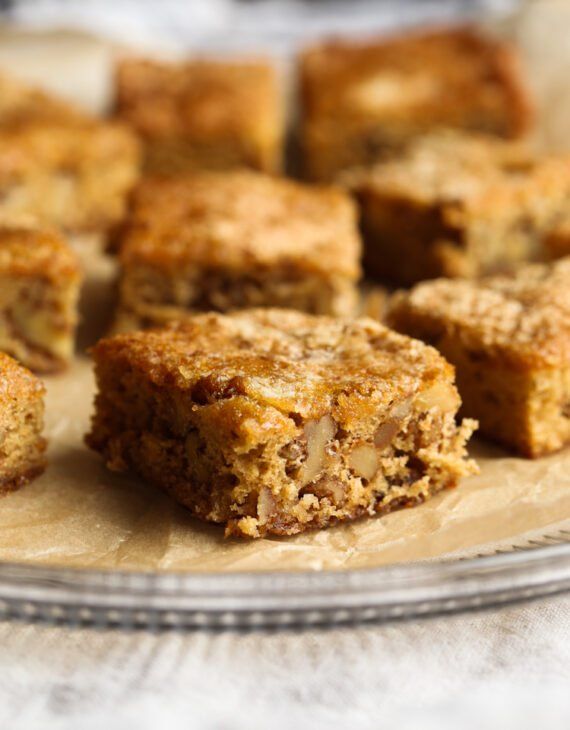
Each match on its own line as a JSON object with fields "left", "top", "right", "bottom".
{"left": 299, "top": 25, "right": 533, "bottom": 181}
{"left": 347, "top": 131, "right": 570, "bottom": 285}
{"left": 114, "top": 171, "right": 361, "bottom": 328}
{"left": 0, "top": 226, "right": 82, "bottom": 372}
{"left": 115, "top": 56, "right": 283, "bottom": 174}
{"left": 0, "top": 122, "right": 141, "bottom": 233}
{"left": 86, "top": 309, "right": 477, "bottom": 538}
{"left": 0, "top": 352, "right": 46, "bottom": 493}
{"left": 388, "top": 257, "right": 570, "bottom": 457}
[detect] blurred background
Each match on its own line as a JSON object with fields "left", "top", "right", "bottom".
{"left": 0, "top": 0, "right": 523, "bottom": 52}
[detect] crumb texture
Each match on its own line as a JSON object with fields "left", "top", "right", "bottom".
{"left": 87, "top": 309, "right": 476, "bottom": 538}
{"left": 116, "top": 171, "right": 361, "bottom": 323}
{"left": 347, "top": 131, "right": 570, "bottom": 283}
{"left": 115, "top": 57, "right": 283, "bottom": 173}
{"left": 0, "top": 352, "right": 46, "bottom": 492}
{"left": 389, "top": 258, "right": 570, "bottom": 456}
{"left": 300, "top": 26, "right": 533, "bottom": 179}
{"left": 0, "top": 226, "right": 82, "bottom": 372}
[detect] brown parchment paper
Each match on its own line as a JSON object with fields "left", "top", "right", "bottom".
{"left": 1, "top": 2, "right": 570, "bottom": 573}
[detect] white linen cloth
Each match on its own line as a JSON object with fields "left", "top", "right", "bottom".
{"left": 0, "top": 594, "right": 569, "bottom": 730}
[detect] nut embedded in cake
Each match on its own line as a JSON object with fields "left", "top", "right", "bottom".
{"left": 0, "top": 225, "right": 82, "bottom": 372}
{"left": 0, "top": 122, "right": 141, "bottom": 234}
{"left": 0, "top": 70, "right": 141, "bottom": 234}
{"left": 86, "top": 309, "right": 477, "bottom": 538}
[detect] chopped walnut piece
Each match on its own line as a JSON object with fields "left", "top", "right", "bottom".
{"left": 348, "top": 442, "right": 379, "bottom": 480}
{"left": 374, "top": 420, "right": 401, "bottom": 451}
{"left": 257, "top": 487, "right": 277, "bottom": 524}
{"left": 415, "top": 382, "right": 459, "bottom": 412}
{"left": 87, "top": 308, "right": 476, "bottom": 537}
{"left": 300, "top": 414, "right": 336, "bottom": 485}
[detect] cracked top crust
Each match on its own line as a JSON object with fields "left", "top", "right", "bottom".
{"left": 0, "top": 351, "right": 45, "bottom": 402}
{"left": 389, "top": 257, "right": 570, "bottom": 369}
{"left": 115, "top": 56, "right": 281, "bottom": 143}
{"left": 344, "top": 130, "right": 570, "bottom": 216}
{"left": 0, "top": 226, "right": 81, "bottom": 281}
{"left": 118, "top": 171, "right": 361, "bottom": 278}
{"left": 92, "top": 309, "right": 452, "bottom": 427}
{"left": 300, "top": 26, "right": 533, "bottom": 137}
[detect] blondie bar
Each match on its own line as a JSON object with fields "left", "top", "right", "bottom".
{"left": 388, "top": 257, "right": 570, "bottom": 457}
{"left": 0, "top": 226, "right": 82, "bottom": 372}
{"left": 0, "top": 122, "right": 141, "bottom": 233}
{"left": 347, "top": 131, "right": 570, "bottom": 285}
{"left": 114, "top": 171, "right": 361, "bottom": 328}
{"left": 86, "top": 309, "right": 476, "bottom": 538}
{"left": 115, "top": 56, "right": 283, "bottom": 174}
{"left": 0, "top": 352, "right": 46, "bottom": 493}
{"left": 299, "top": 26, "right": 533, "bottom": 181}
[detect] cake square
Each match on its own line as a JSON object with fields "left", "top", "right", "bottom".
{"left": 86, "top": 309, "right": 476, "bottom": 538}
{"left": 388, "top": 257, "right": 570, "bottom": 457}
{"left": 0, "top": 226, "right": 82, "bottom": 372}
{"left": 0, "top": 121, "right": 141, "bottom": 234}
{"left": 115, "top": 56, "right": 284, "bottom": 174}
{"left": 114, "top": 170, "right": 361, "bottom": 328}
{"left": 299, "top": 26, "right": 534, "bottom": 181}
{"left": 347, "top": 131, "right": 570, "bottom": 285}
{"left": 0, "top": 352, "right": 46, "bottom": 493}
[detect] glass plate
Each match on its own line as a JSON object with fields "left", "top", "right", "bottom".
{"left": 0, "top": 533, "right": 569, "bottom": 630}
{"left": 1, "top": 1, "right": 567, "bottom": 632}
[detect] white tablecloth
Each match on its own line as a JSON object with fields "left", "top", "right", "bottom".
{"left": 1, "top": 594, "right": 569, "bottom": 730}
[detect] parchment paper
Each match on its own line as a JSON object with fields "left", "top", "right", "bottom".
{"left": 1, "top": 2, "right": 570, "bottom": 573}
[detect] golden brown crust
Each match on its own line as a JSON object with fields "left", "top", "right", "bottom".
{"left": 299, "top": 25, "right": 534, "bottom": 180}
{"left": 0, "top": 225, "right": 81, "bottom": 281}
{"left": 0, "top": 225, "right": 82, "bottom": 372}
{"left": 115, "top": 56, "right": 283, "bottom": 173}
{"left": 0, "top": 121, "right": 141, "bottom": 233}
{"left": 388, "top": 257, "right": 570, "bottom": 371}
{"left": 345, "top": 131, "right": 565, "bottom": 211}
{"left": 0, "top": 352, "right": 47, "bottom": 490}
{"left": 301, "top": 25, "right": 533, "bottom": 134}
{"left": 346, "top": 130, "right": 570, "bottom": 284}
{"left": 88, "top": 309, "right": 476, "bottom": 537}
{"left": 0, "top": 350, "right": 45, "bottom": 397}
{"left": 118, "top": 171, "right": 361, "bottom": 279}
{"left": 93, "top": 309, "right": 452, "bottom": 424}
{"left": 0, "top": 121, "right": 139, "bottom": 173}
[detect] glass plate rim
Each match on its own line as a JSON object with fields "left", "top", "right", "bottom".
{"left": 0, "top": 541, "right": 569, "bottom": 629}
